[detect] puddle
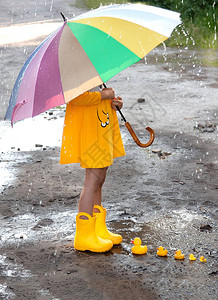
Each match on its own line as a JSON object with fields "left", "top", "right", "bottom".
{"left": 110, "top": 244, "right": 130, "bottom": 255}
{"left": 0, "top": 110, "right": 65, "bottom": 152}
{"left": 146, "top": 208, "right": 214, "bottom": 239}
{"left": 0, "top": 210, "right": 77, "bottom": 247}
{"left": 104, "top": 207, "right": 217, "bottom": 258}
{"left": 0, "top": 162, "right": 16, "bottom": 193}
{"left": 0, "top": 254, "right": 33, "bottom": 278}
{"left": 0, "top": 152, "right": 32, "bottom": 192}
{"left": 0, "top": 21, "right": 61, "bottom": 46}
{"left": 0, "top": 283, "right": 15, "bottom": 300}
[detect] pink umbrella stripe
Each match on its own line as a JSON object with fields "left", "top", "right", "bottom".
{"left": 10, "top": 24, "right": 66, "bottom": 124}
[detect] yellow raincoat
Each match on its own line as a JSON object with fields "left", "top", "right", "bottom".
{"left": 60, "top": 91, "right": 125, "bottom": 168}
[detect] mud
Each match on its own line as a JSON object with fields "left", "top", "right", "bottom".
{"left": 0, "top": 0, "right": 218, "bottom": 299}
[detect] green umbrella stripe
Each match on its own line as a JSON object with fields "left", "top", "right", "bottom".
{"left": 67, "top": 22, "right": 140, "bottom": 82}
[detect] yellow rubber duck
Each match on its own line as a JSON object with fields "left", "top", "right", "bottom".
{"left": 157, "top": 246, "right": 168, "bottom": 257}
{"left": 189, "top": 254, "right": 197, "bottom": 261}
{"left": 131, "top": 238, "right": 147, "bottom": 255}
{"left": 200, "top": 256, "right": 207, "bottom": 262}
{"left": 174, "top": 250, "right": 185, "bottom": 260}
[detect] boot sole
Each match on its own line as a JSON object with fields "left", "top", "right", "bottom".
{"left": 74, "top": 246, "right": 112, "bottom": 253}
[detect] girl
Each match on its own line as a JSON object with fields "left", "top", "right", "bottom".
{"left": 60, "top": 87, "right": 125, "bottom": 252}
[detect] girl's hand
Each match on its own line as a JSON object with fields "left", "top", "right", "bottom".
{"left": 111, "top": 96, "right": 123, "bottom": 111}
{"left": 100, "top": 88, "right": 115, "bottom": 100}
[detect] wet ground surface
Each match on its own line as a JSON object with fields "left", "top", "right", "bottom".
{"left": 0, "top": 125, "right": 218, "bottom": 299}
{"left": 0, "top": 0, "right": 218, "bottom": 299}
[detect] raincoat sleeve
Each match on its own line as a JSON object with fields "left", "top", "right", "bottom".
{"left": 71, "top": 91, "right": 101, "bottom": 106}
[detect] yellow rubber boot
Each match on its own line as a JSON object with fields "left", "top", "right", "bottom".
{"left": 74, "top": 212, "right": 113, "bottom": 252}
{"left": 93, "top": 205, "right": 123, "bottom": 245}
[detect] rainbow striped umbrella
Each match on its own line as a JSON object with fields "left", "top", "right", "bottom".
{"left": 5, "top": 3, "right": 181, "bottom": 125}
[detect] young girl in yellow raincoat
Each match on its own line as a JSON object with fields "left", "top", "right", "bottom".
{"left": 60, "top": 87, "right": 125, "bottom": 252}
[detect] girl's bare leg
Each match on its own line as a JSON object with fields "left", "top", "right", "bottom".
{"left": 79, "top": 167, "right": 108, "bottom": 216}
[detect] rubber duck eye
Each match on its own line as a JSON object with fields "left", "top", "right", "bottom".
{"left": 101, "top": 122, "right": 106, "bottom": 127}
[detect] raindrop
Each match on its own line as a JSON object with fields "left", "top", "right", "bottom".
{"left": 162, "top": 41, "right": 167, "bottom": 52}
{"left": 50, "top": 0, "right": 53, "bottom": 12}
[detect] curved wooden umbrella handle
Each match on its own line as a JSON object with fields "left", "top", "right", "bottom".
{"left": 125, "top": 122, "right": 155, "bottom": 148}
{"left": 102, "top": 84, "right": 155, "bottom": 148}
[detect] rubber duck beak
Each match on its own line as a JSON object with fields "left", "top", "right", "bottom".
{"left": 131, "top": 240, "right": 134, "bottom": 244}
{"left": 156, "top": 248, "right": 159, "bottom": 250}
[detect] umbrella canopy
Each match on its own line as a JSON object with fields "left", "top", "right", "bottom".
{"left": 5, "top": 3, "right": 181, "bottom": 125}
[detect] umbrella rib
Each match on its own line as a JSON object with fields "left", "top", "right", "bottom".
{"left": 32, "top": 23, "right": 66, "bottom": 117}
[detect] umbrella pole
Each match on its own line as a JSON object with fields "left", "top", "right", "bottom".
{"left": 103, "top": 83, "right": 155, "bottom": 148}
{"left": 60, "top": 12, "right": 66, "bottom": 21}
